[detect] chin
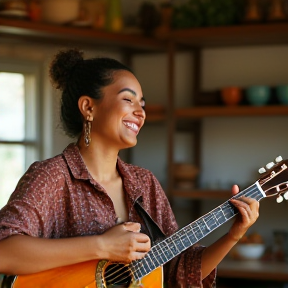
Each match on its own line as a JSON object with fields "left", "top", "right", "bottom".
{"left": 122, "top": 139, "right": 137, "bottom": 149}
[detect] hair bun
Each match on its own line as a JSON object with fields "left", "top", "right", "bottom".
{"left": 49, "top": 48, "right": 84, "bottom": 90}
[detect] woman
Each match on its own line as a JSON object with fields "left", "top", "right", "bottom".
{"left": 0, "top": 49, "right": 259, "bottom": 287}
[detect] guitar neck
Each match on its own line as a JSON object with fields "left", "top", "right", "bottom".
{"left": 131, "top": 182, "right": 266, "bottom": 280}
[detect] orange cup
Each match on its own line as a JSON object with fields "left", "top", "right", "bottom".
{"left": 221, "top": 87, "right": 242, "bottom": 106}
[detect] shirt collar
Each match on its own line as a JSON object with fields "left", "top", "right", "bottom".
{"left": 63, "top": 143, "right": 143, "bottom": 202}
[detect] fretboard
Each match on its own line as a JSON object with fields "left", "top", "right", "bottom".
{"left": 130, "top": 182, "right": 265, "bottom": 280}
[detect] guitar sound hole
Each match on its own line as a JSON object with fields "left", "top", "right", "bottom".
{"left": 104, "top": 263, "right": 132, "bottom": 288}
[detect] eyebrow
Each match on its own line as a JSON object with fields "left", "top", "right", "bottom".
{"left": 118, "top": 88, "right": 145, "bottom": 102}
{"left": 118, "top": 88, "right": 136, "bottom": 96}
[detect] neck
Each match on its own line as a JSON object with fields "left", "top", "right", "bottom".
{"left": 77, "top": 137, "right": 120, "bottom": 182}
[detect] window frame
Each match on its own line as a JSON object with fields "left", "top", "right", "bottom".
{"left": 0, "top": 58, "right": 43, "bottom": 170}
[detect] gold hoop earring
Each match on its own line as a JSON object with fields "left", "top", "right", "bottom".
{"left": 84, "top": 117, "right": 92, "bottom": 147}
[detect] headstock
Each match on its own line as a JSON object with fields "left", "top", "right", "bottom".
{"left": 257, "top": 156, "right": 288, "bottom": 203}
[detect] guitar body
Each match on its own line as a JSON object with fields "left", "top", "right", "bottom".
{"left": 10, "top": 260, "right": 163, "bottom": 288}
{"left": 5, "top": 158, "right": 288, "bottom": 288}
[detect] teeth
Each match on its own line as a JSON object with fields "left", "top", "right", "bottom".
{"left": 124, "top": 122, "right": 139, "bottom": 132}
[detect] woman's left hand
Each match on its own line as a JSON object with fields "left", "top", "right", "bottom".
{"left": 228, "top": 184, "right": 260, "bottom": 242}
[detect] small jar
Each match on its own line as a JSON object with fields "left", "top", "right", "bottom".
{"left": 267, "top": 0, "right": 287, "bottom": 22}
{"left": 106, "top": 0, "right": 123, "bottom": 32}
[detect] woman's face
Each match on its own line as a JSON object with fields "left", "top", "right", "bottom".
{"left": 92, "top": 70, "right": 146, "bottom": 150}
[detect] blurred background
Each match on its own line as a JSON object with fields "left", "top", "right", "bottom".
{"left": 0, "top": 0, "right": 288, "bottom": 287}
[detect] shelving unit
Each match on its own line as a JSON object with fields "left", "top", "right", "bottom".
{"left": 166, "top": 23, "right": 288, "bottom": 199}
{"left": 166, "top": 22, "right": 288, "bottom": 286}
{"left": 218, "top": 259, "right": 288, "bottom": 282}
{"left": 176, "top": 105, "right": 288, "bottom": 118}
{"left": 0, "top": 17, "right": 165, "bottom": 52}
{"left": 171, "top": 22, "right": 288, "bottom": 47}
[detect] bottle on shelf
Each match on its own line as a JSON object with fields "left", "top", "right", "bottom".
{"left": 105, "top": 0, "right": 123, "bottom": 32}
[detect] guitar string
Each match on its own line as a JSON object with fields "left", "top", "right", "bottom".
{"left": 103, "top": 185, "right": 262, "bottom": 284}
{"left": 112, "top": 186, "right": 261, "bottom": 283}
{"left": 131, "top": 185, "right": 262, "bottom": 278}
{"left": 104, "top": 263, "right": 130, "bottom": 281}
{"left": 104, "top": 264, "right": 132, "bottom": 284}
{"left": 104, "top": 186, "right": 261, "bottom": 284}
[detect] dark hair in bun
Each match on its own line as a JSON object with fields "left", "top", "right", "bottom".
{"left": 49, "top": 48, "right": 133, "bottom": 138}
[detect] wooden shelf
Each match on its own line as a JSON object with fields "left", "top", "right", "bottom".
{"left": 173, "top": 189, "right": 231, "bottom": 200}
{"left": 1, "top": 19, "right": 288, "bottom": 51}
{"left": 175, "top": 105, "right": 288, "bottom": 119}
{"left": 218, "top": 259, "right": 288, "bottom": 282}
{"left": 171, "top": 22, "right": 288, "bottom": 48}
{"left": 0, "top": 17, "right": 165, "bottom": 52}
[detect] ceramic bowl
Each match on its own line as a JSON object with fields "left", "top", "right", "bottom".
{"left": 276, "top": 85, "right": 288, "bottom": 105}
{"left": 221, "top": 87, "right": 243, "bottom": 106}
{"left": 235, "top": 244, "right": 265, "bottom": 260}
{"left": 246, "top": 86, "right": 271, "bottom": 106}
{"left": 41, "top": 0, "right": 80, "bottom": 24}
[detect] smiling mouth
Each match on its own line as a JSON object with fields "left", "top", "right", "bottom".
{"left": 123, "top": 121, "right": 140, "bottom": 134}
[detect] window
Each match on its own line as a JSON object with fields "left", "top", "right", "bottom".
{"left": 0, "top": 60, "right": 41, "bottom": 208}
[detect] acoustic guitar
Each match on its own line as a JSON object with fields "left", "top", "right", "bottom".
{"left": 4, "top": 156, "right": 288, "bottom": 288}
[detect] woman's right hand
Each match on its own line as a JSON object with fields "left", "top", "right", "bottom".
{"left": 97, "top": 222, "right": 151, "bottom": 263}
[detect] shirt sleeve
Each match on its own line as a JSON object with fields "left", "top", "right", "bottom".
{"left": 0, "top": 162, "right": 56, "bottom": 240}
{"left": 145, "top": 172, "right": 216, "bottom": 288}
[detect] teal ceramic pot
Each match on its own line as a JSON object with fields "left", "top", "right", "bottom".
{"left": 276, "top": 85, "right": 288, "bottom": 105}
{"left": 246, "top": 86, "right": 271, "bottom": 106}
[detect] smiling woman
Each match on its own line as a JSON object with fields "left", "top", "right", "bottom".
{"left": 0, "top": 49, "right": 260, "bottom": 288}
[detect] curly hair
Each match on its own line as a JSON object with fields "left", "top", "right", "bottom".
{"left": 49, "top": 48, "right": 133, "bottom": 138}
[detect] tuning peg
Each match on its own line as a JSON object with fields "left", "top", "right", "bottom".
{"left": 276, "top": 195, "right": 284, "bottom": 203}
{"left": 266, "top": 162, "right": 275, "bottom": 169}
{"left": 258, "top": 167, "right": 266, "bottom": 174}
{"left": 275, "top": 156, "right": 283, "bottom": 163}
{"left": 284, "top": 191, "right": 288, "bottom": 200}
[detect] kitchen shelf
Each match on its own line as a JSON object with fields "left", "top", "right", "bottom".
{"left": 175, "top": 105, "right": 288, "bottom": 119}
{"left": 171, "top": 22, "right": 288, "bottom": 48}
{"left": 0, "top": 17, "right": 165, "bottom": 52}
{"left": 173, "top": 189, "right": 231, "bottom": 200}
{"left": 218, "top": 259, "right": 288, "bottom": 282}
{"left": 1, "top": 18, "right": 288, "bottom": 52}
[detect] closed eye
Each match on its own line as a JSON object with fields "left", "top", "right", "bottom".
{"left": 140, "top": 99, "right": 145, "bottom": 110}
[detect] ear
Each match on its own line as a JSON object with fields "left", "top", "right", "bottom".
{"left": 78, "top": 96, "right": 94, "bottom": 121}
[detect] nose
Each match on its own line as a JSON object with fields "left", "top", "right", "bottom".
{"left": 133, "top": 106, "right": 146, "bottom": 120}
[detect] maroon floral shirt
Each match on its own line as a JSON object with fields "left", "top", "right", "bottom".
{"left": 0, "top": 143, "right": 216, "bottom": 287}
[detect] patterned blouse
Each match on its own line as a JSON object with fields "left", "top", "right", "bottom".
{"left": 0, "top": 143, "right": 216, "bottom": 287}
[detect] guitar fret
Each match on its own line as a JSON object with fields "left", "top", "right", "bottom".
{"left": 220, "top": 205, "right": 228, "bottom": 221}
{"left": 190, "top": 224, "right": 198, "bottom": 242}
{"left": 166, "top": 237, "right": 179, "bottom": 256}
{"left": 149, "top": 249, "right": 161, "bottom": 267}
{"left": 204, "top": 215, "right": 216, "bottom": 231}
{"left": 212, "top": 210, "right": 221, "bottom": 225}
{"left": 193, "top": 222, "right": 203, "bottom": 239}
{"left": 202, "top": 218, "right": 211, "bottom": 231}
{"left": 146, "top": 253, "right": 157, "bottom": 271}
{"left": 154, "top": 247, "right": 166, "bottom": 264}
{"left": 163, "top": 240, "right": 174, "bottom": 259}
{"left": 157, "top": 243, "right": 169, "bottom": 263}
{"left": 140, "top": 258, "right": 150, "bottom": 275}
{"left": 172, "top": 234, "right": 185, "bottom": 252}
{"left": 184, "top": 228, "right": 194, "bottom": 245}
{"left": 179, "top": 229, "right": 190, "bottom": 248}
